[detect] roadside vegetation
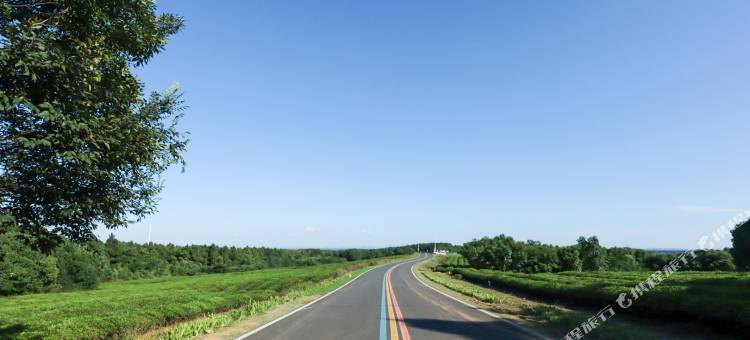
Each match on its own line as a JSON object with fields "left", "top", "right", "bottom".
{"left": 436, "top": 254, "right": 750, "bottom": 337}
{"left": 0, "top": 256, "right": 410, "bottom": 339}
{"left": 417, "top": 259, "right": 722, "bottom": 340}
{"left": 441, "top": 219, "right": 750, "bottom": 337}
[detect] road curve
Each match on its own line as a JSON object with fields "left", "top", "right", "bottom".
{"left": 238, "top": 254, "right": 542, "bottom": 340}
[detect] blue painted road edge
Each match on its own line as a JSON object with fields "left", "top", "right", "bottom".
{"left": 379, "top": 273, "right": 387, "bottom": 340}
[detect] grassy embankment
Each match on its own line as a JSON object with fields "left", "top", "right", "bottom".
{"left": 0, "top": 255, "right": 412, "bottom": 339}
{"left": 432, "top": 254, "right": 749, "bottom": 337}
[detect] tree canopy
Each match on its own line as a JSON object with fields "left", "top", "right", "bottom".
{"left": 577, "top": 236, "right": 608, "bottom": 271}
{"left": 0, "top": 0, "right": 187, "bottom": 243}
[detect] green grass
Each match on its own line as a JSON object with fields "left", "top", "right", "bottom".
{"left": 0, "top": 256, "right": 409, "bottom": 339}
{"left": 421, "top": 269, "right": 503, "bottom": 303}
{"left": 440, "top": 267, "right": 750, "bottom": 336}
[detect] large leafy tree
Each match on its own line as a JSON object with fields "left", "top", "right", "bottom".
{"left": 0, "top": 0, "right": 187, "bottom": 244}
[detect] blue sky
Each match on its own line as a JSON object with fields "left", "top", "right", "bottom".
{"left": 100, "top": 1, "right": 749, "bottom": 249}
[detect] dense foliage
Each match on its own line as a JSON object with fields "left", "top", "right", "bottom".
{"left": 731, "top": 219, "right": 750, "bottom": 271}
{"left": 577, "top": 236, "right": 608, "bottom": 271}
{"left": 0, "top": 0, "right": 187, "bottom": 244}
{"left": 436, "top": 266, "right": 750, "bottom": 336}
{"left": 0, "top": 222, "right": 58, "bottom": 295}
{"left": 458, "top": 234, "right": 736, "bottom": 273}
{"left": 53, "top": 242, "right": 103, "bottom": 290}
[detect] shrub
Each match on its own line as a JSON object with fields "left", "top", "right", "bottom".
{"left": 0, "top": 218, "right": 59, "bottom": 295}
{"left": 54, "top": 243, "right": 102, "bottom": 290}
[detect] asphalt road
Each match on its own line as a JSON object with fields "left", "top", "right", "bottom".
{"left": 238, "top": 254, "right": 544, "bottom": 340}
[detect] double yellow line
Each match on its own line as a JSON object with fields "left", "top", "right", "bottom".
{"left": 383, "top": 266, "right": 411, "bottom": 340}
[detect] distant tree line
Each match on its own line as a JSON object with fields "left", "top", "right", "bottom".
{"left": 457, "top": 231, "right": 742, "bottom": 274}
{"left": 0, "top": 217, "right": 426, "bottom": 296}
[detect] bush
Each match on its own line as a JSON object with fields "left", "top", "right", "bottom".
{"left": 689, "top": 250, "right": 735, "bottom": 271}
{"left": 0, "top": 218, "right": 59, "bottom": 295}
{"left": 54, "top": 243, "right": 102, "bottom": 290}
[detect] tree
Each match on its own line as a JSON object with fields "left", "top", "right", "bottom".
{"left": 731, "top": 219, "right": 750, "bottom": 271}
{"left": 460, "top": 238, "right": 487, "bottom": 268}
{"left": 0, "top": 0, "right": 187, "bottom": 244}
{"left": 577, "top": 236, "right": 607, "bottom": 271}
{"left": 522, "top": 242, "right": 558, "bottom": 273}
{"left": 689, "top": 250, "right": 735, "bottom": 271}
{"left": 557, "top": 246, "right": 582, "bottom": 272}
{"left": 488, "top": 236, "right": 513, "bottom": 270}
{"left": 460, "top": 236, "right": 513, "bottom": 270}
{"left": 606, "top": 248, "right": 641, "bottom": 271}
{"left": 54, "top": 242, "right": 102, "bottom": 290}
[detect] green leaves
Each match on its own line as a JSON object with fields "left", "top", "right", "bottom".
{"left": 16, "top": 136, "right": 52, "bottom": 148}
{"left": 0, "top": 0, "right": 187, "bottom": 242}
{"left": 0, "top": 220, "right": 60, "bottom": 295}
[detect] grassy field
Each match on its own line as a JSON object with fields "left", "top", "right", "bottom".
{"left": 438, "top": 266, "right": 750, "bottom": 336}
{"left": 0, "top": 256, "right": 408, "bottom": 339}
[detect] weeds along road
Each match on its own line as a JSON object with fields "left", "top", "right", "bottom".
{"left": 237, "top": 254, "right": 544, "bottom": 340}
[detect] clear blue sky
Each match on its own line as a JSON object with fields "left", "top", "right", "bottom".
{"left": 100, "top": 1, "right": 749, "bottom": 249}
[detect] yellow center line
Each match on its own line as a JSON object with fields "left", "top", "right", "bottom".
{"left": 385, "top": 268, "right": 399, "bottom": 340}
{"left": 387, "top": 269, "right": 411, "bottom": 340}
